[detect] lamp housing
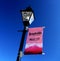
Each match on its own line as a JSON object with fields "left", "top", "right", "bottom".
{"left": 21, "top": 7, "right": 34, "bottom": 26}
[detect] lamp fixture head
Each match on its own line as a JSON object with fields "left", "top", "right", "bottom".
{"left": 21, "top": 7, "right": 34, "bottom": 26}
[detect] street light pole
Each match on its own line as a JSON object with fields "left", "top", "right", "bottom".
{"left": 16, "top": 6, "right": 34, "bottom": 61}
{"left": 16, "top": 26, "right": 28, "bottom": 61}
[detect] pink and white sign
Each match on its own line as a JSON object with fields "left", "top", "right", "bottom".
{"left": 24, "top": 27, "right": 44, "bottom": 54}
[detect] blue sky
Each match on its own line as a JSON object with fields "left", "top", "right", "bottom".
{"left": 0, "top": 0, "right": 60, "bottom": 61}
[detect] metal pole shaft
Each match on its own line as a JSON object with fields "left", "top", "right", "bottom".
{"left": 16, "top": 27, "right": 27, "bottom": 61}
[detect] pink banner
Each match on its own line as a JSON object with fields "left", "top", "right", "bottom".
{"left": 24, "top": 27, "right": 44, "bottom": 54}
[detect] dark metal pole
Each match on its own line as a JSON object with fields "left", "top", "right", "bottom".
{"left": 16, "top": 26, "right": 27, "bottom": 61}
